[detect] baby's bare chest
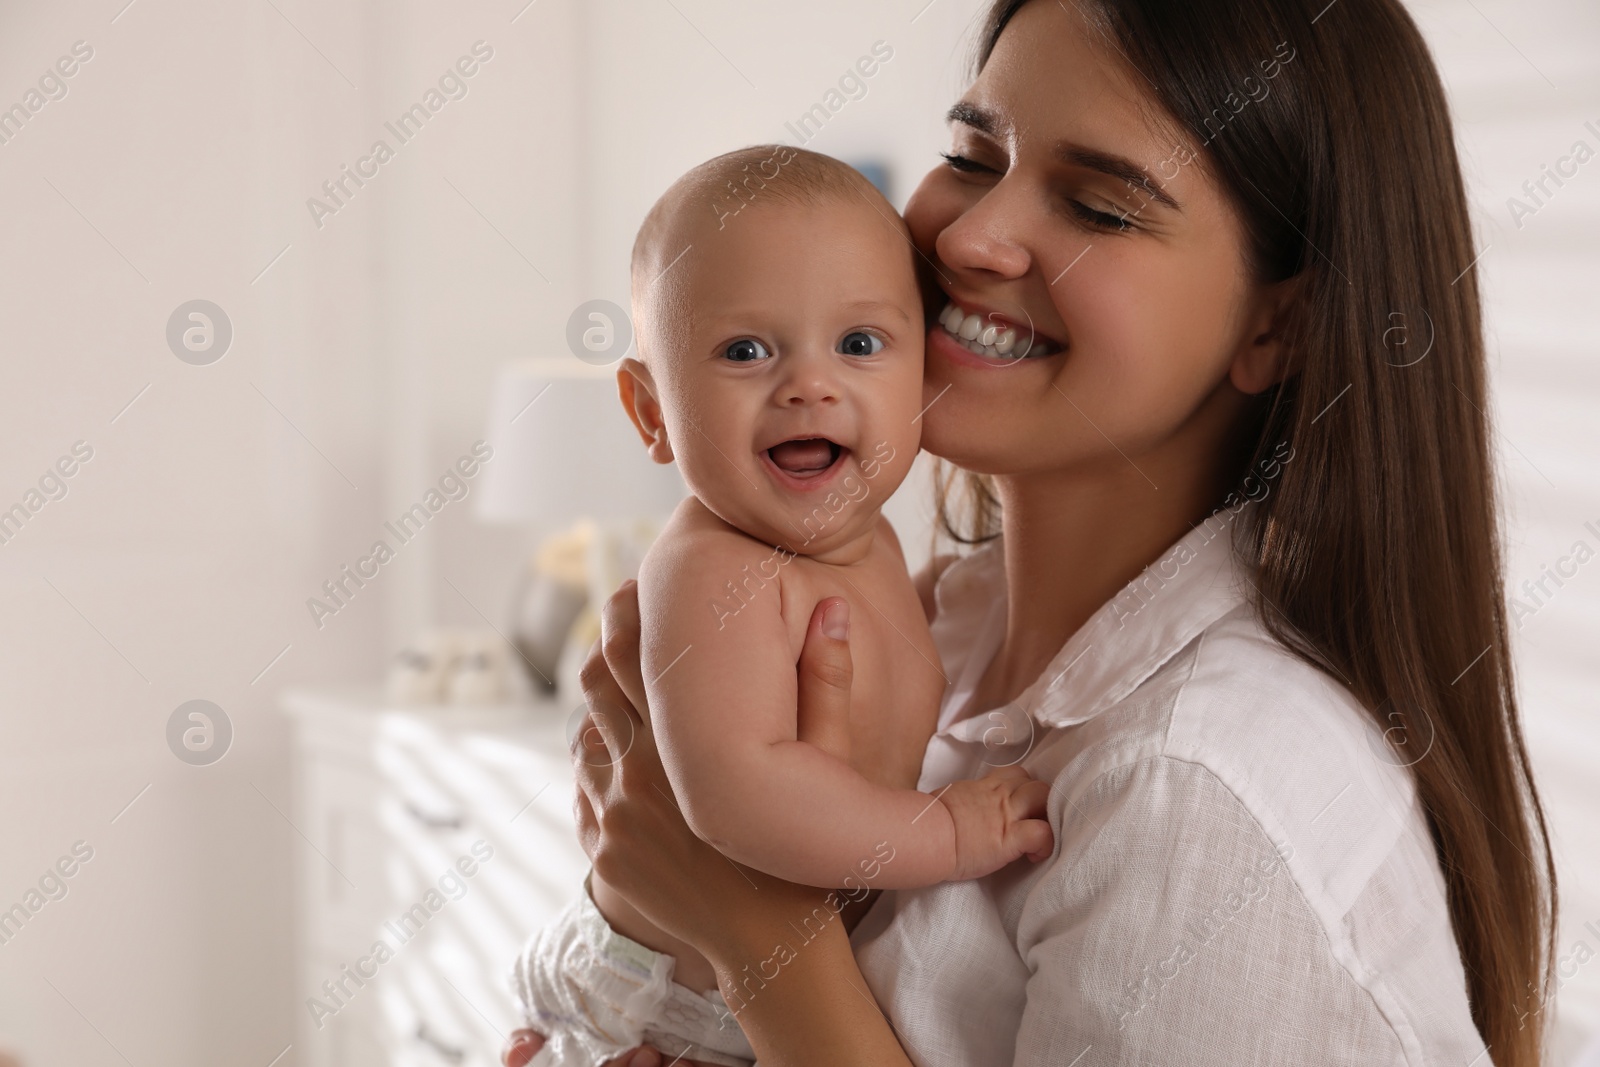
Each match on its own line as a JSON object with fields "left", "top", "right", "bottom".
{"left": 780, "top": 554, "right": 947, "bottom": 790}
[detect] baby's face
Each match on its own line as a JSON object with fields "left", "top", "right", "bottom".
{"left": 635, "top": 198, "right": 924, "bottom": 558}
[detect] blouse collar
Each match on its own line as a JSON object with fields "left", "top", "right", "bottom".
{"left": 932, "top": 503, "right": 1255, "bottom": 737}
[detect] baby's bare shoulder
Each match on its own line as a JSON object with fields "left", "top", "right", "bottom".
{"left": 640, "top": 499, "right": 792, "bottom": 618}
{"left": 648, "top": 499, "right": 779, "bottom": 571}
{"left": 636, "top": 499, "right": 799, "bottom": 661}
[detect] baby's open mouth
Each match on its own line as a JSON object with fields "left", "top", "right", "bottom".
{"left": 766, "top": 438, "right": 846, "bottom": 480}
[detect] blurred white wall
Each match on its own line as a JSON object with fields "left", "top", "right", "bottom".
{"left": 0, "top": 1, "right": 590, "bottom": 1063}
{"left": 0, "top": 1, "right": 1594, "bottom": 1065}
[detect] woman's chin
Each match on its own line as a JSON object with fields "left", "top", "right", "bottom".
{"left": 913, "top": 422, "right": 1017, "bottom": 478}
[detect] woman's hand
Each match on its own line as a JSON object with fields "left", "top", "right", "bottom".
{"left": 572, "top": 582, "right": 853, "bottom": 962}
{"left": 517, "top": 581, "right": 913, "bottom": 1067}
{"left": 501, "top": 585, "right": 871, "bottom": 1067}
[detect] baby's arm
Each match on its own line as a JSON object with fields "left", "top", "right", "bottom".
{"left": 639, "top": 526, "right": 1050, "bottom": 889}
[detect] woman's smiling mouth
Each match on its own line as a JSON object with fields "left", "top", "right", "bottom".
{"left": 935, "top": 298, "right": 1063, "bottom": 361}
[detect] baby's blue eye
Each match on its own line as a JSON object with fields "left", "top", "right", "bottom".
{"left": 839, "top": 331, "right": 884, "bottom": 357}
{"left": 723, "top": 338, "right": 771, "bottom": 363}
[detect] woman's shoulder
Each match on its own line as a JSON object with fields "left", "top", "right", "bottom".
{"left": 1167, "top": 605, "right": 1418, "bottom": 835}
{"left": 1020, "top": 606, "right": 1479, "bottom": 1064}
{"left": 1063, "top": 602, "right": 1428, "bottom": 921}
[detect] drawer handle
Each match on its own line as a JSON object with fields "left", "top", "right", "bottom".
{"left": 414, "top": 1022, "right": 466, "bottom": 1063}
{"left": 404, "top": 801, "right": 464, "bottom": 831}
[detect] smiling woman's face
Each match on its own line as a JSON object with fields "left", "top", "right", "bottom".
{"left": 908, "top": 0, "right": 1276, "bottom": 483}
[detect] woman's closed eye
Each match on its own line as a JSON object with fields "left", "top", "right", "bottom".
{"left": 1068, "top": 200, "right": 1135, "bottom": 233}
{"left": 942, "top": 151, "right": 1137, "bottom": 233}
{"left": 722, "top": 338, "right": 772, "bottom": 363}
{"left": 940, "top": 150, "right": 996, "bottom": 176}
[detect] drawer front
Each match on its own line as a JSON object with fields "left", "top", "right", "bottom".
{"left": 299, "top": 913, "right": 532, "bottom": 1067}
{"left": 371, "top": 716, "right": 590, "bottom": 935}
{"left": 379, "top": 942, "right": 514, "bottom": 1067}
{"left": 293, "top": 704, "right": 590, "bottom": 1065}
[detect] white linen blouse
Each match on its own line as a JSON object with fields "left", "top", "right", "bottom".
{"left": 850, "top": 511, "right": 1491, "bottom": 1066}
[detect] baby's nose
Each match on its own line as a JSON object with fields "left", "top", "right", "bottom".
{"left": 778, "top": 360, "right": 841, "bottom": 406}
{"left": 782, "top": 381, "right": 838, "bottom": 406}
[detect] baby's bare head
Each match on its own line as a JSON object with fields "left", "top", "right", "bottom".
{"left": 621, "top": 146, "right": 925, "bottom": 558}
{"left": 630, "top": 145, "right": 905, "bottom": 343}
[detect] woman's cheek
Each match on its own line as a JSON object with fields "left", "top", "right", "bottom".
{"left": 1049, "top": 253, "right": 1152, "bottom": 385}
{"left": 1051, "top": 255, "right": 1230, "bottom": 441}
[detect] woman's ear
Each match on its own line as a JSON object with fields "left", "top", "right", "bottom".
{"left": 1229, "top": 274, "right": 1303, "bottom": 396}
{"left": 617, "top": 359, "right": 674, "bottom": 464}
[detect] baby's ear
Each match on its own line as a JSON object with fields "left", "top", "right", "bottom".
{"left": 617, "top": 358, "right": 674, "bottom": 464}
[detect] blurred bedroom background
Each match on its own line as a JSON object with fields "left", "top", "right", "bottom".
{"left": 0, "top": 1, "right": 1594, "bottom": 1064}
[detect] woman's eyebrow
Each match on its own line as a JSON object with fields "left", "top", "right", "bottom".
{"left": 946, "top": 101, "right": 1181, "bottom": 213}
{"left": 946, "top": 100, "right": 1000, "bottom": 135}
{"left": 1056, "top": 144, "right": 1181, "bottom": 211}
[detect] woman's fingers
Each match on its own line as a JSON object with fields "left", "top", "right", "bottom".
{"left": 599, "top": 580, "right": 651, "bottom": 727}
{"left": 572, "top": 771, "right": 601, "bottom": 862}
{"left": 501, "top": 1029, "right": 543, "bottom": 1067}
{"left": 570, "top": 580, "right": 647, "bottom": 778}
{"left": 573, "top": 633, "right": 634, "bottom": 862}
{"left": 575, "top": 635, "right": 636, "bottom": 778}
{"left": 795, "top": 596, "right": 854, "bottom": 762}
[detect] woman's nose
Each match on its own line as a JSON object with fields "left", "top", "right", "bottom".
{"left": 934, "top": 180, "right": 1033, "bottom": 281}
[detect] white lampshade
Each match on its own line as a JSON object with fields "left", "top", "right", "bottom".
{"left": 476, "top": 358, "right": 685, "bottom": 526}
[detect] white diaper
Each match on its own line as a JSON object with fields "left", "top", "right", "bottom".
{"left": 511, "top": 882, "right": 755, "bottom": 1067}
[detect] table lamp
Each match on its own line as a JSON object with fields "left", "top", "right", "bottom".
{"left": 476, "top": 358, "right": 685, "bottom": 695}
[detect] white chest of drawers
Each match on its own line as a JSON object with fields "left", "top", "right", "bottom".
{"left": 281, "top": 688, "right": 589, "bottom": 1067}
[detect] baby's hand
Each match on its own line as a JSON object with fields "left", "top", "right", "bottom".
{"left": 937, "top": 766, "right": 1054, "bottom": 881}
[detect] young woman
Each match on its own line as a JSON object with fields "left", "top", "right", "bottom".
{"left": 507, "top": 0, "right": 1556, "bottom": 1063}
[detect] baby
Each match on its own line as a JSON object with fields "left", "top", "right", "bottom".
{"left": 513, "top": 145, "right": 1051, "bottom": 1066}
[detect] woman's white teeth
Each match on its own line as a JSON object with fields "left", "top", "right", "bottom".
{"left": 938, "top": 301, "right": 1035, "bottom": 360}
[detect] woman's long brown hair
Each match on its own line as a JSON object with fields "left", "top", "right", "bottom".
{"left": 948, "top": 1, "right": 1558, "bottom": 1062}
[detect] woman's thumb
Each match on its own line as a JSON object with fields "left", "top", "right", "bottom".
{"left": 796, "top": 597, "right": 854, "bottom": 761}
{"left": 502, "top": 1030, "right": 545, "bottom": 1067}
